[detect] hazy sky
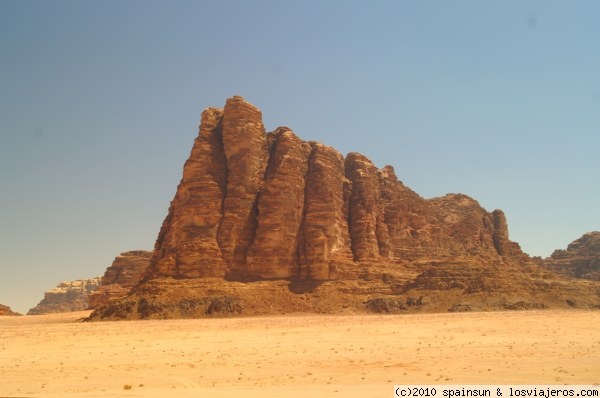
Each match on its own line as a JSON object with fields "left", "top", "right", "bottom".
{"left": 1, "top": 1, "right": 599, "bottom": 313}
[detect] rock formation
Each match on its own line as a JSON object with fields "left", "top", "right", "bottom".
{"left": 0, "top": 304, "right": 20, "bottom": 316}
{"left": 544, "top": 232, "right": 600, "bottom": 281}
{"left": 88, "top": 96, "right": 600, "bottom": 320}
{"left": 143, "top": 96, "right": 525, "bottom": 282}
{"left": 28, "top": 278, "right": 101, "bottom": 315}
{"left": 88, "top": 251, "right": 152, "bottom": 309}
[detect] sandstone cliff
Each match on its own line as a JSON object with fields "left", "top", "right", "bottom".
{"left": 88, "top": 96, "right": 600, "bottom": 320}
{"left": 544, "top": 232, "right": 600, "bottom": 281}
{"left": 145, "top": 96, "right": 524, "bottom": 282}
{"left": 0, "top": 304, "right": 20, "bottom": 316}
{"left": 28, "top": 278, "right": 101, "bottom": 315}
{"left": 88, "top": 251, "right": 152, "bottom": 309}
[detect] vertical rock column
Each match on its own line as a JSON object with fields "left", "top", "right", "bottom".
{"left": 345, "top": 152, "right": 381, "bottom": 261}
{"left": 375, "top": 165, "right": 398, "bottom": 258}
{"left": 218, "top": 96, "right": 269, "bottom": 277}
{"left": 246, "top": 128, "right": 312, "bottom": 278}
{"left": 492, "top": 209, "right": 514, "bottom": 257}
{"left": 299, "top": 143, "right": 352, "bottom": 280}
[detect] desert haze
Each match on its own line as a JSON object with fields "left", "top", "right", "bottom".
{"left": 1, "top": 310, "right": 598, "bottom": 397}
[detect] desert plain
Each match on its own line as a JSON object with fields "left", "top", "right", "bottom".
{"left": 0, "top": 310, "right": 598, "bottom": 398}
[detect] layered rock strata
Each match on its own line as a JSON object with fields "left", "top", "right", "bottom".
{"left": 544, "top": 232, "right": 600, "bottom": 281}
{"left": 145, "top": 96, "right": 524, "bottom": 283}
{"left": 88, "top": 251, "right": 152, "bottom": 309}
{"left": 28, "top": 278, "right": 101, "bottom": 315}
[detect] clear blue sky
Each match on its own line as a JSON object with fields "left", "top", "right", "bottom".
{"left": 1, "top": 1, "right": 599, "bottom": 313}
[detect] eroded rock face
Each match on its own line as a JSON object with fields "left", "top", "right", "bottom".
{"left": 0, "top": 304, "right": 20, "bottom": 316}
{"left": 246, "top": 128, "right": 311, "bottom": 279}
{"left": 150, "top": 108, "right": 228, "bottom": 279}
{"left": 28, "top": 278, "right": 101, "bottom": 315}
{"left": 218, "top": 97, "right": 269, "bottom": 275}
{"left": 88, "top": 251, "right": 152, "bottom": 309}
{"left": 143, "top": 96, "right": 524, "bottom": 283}
{"left": 544, "top": 232, "right": 600, "bottom": 281}
{"left": 88, "top": 96, "right": 600, "bottom": 320}
{"left": 298, "top": 143, "right": 353, "bottom": 280}
{"left": 346, "top": 152, "right": 381, "bottom": 261}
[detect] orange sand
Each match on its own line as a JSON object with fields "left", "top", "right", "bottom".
{"left": 1, "top": 310, "right": 598, "bottom": 397}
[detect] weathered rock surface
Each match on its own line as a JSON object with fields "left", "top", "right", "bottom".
{"left": 298, "top": 143, "right": 353, "bottom": 280}
{"left": 88, "top": 96, "right": 600, "bottom": 320}
{"left": 28, "top": 278, "right": 101, "bottom": 315}
{"left": 0, "top": 304, "right": 20, "bottom": 316}
{"left": 544, "top": 232, "right": 600, "bottom": 281}
{"left": 151, "top": 107, "right": 228, "bottom": 279}
{"left": 218, "top": 97, "right": 269, "bottom": 275}
{"left": 88, "top": 251, "right": 152, "bottom": 309}
{"left": 144, "top": 96, "right": 525, "bottom": 282}
{"left": 247, "top": 128, "right": 311, "bottom": 279}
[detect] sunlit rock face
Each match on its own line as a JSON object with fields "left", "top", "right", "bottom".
{"left": 28, "top": 278, "right": 101, "bottom": 315}
{"left": 88, "top": 97, "right": 600, "bottom": 321}
{"left": 145, "top": 96, "right": 523, "bottom": 282}
{"left": 88, "top": 251, "right": 152, "bottom": 309}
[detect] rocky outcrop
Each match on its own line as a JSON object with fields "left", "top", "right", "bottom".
{"left": 88, "top": 251, "right": 152, "bottom": 309}
{"left": 144, "top": 96, "right": 524, "bottom": 283}
{"left": 544, "top": 232, "right": 600, "bottom": 281}
{"left": 88, "top": 96, "right": 600, "bottom": 320}
{"left": 28, "top": 278, "right": 101, "bottom": 315}
{"left": 0, "top": 304, "right": 20, "bottom": 316}
{"left": 151, "top": 107, "right": 228, "bottom": 279}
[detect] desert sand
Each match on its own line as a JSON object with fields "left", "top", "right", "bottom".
{"left": 1, "top": 310, "right": 598, "bottom": 397}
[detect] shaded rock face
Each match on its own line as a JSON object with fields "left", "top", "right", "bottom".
{"left": 544, "top": 232, "right": 600, "bottom": 281}
{"left": 88, "top": 251, "right": 152, "bottom": 309}
{"left": 0, "top": 304, "right": 20, "bottom": 316}
{"left": 145, "top": 96, "right": 524, "bottom": 283}
{"left": 88, "top": 96, "right": 600, "bottom": 321}
{"left": 28, "top": 278, "right": 101, "bottom": 315}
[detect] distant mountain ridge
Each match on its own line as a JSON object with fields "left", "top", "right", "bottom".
{"left": 544, "top": 232, "right": 600, "bottom": 281}
{"left": 0, "top": 304, "right": 20, "bottom": 316}
{"left": 26, "top": 251, "right": 151, "bottom": 315}
{"left": 28, "top": 278, "right": 101, "bottom": 315}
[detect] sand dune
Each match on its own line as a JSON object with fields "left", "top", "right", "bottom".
{"left": 1, "top": 310, "right": 598, "bottom": 397}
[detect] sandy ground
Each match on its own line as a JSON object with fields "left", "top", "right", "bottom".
{"left": 0, "top": 310, "right": 598, "bottom": 398}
